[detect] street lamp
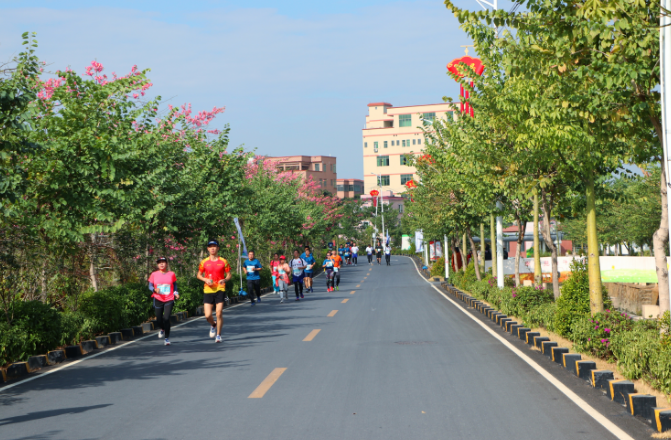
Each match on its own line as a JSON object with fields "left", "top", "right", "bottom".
{"left": 370, "top": 173, "right": 385, "bottom": 244}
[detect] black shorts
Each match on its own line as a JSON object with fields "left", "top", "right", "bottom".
{"left": 304, "top": 272, "right": 313, "bottom": 279}
{"left": 203, "top": 291, "right": 226, "bottom": 305}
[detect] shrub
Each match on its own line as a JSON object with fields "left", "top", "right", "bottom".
{"left": 572, "top": 309, "right": 633, "bottom": 359}
{"left": 174, "top": 277, "right": 203, "bottom": 315}
{"left": 524, "top": 302, "right": 557, "bottom": 331}
{"left": 554, "top": 260, "right": 610, "bottom": 337}
{"left": 78, "top": 288, "right": 128, "bottom": 335}
{"left": 610, "top": 318, "right": 660, "bottom": 380}
{"left": 431, "top": 257, "right": 445, "bottom": 277}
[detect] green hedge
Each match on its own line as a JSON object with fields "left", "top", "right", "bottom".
{"left": 450, "top": 260, "right": 671, "bottom": 396}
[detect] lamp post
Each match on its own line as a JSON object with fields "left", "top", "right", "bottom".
{"left": 661, "top": 0, "right": 671, "bottom": 314}
{"left": 370, "top": 174, "right": 385, "bottom": 243}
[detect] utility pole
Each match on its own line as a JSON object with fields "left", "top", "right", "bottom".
{"left": 661, "top": 0, "right": 671, "bottom": 314}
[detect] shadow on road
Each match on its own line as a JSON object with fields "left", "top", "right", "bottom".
{"left": 0, "top": 404, "right": 111, "bottom": 426}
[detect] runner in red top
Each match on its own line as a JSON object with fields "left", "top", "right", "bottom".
{"left": 196, "top": 240, "right": 231, "bottom": 343}
{"left": 148, "top": 257, "right": 179, "bottom": 346}
{"left": 331, "top": 253, "right": 343, "bottom": 291}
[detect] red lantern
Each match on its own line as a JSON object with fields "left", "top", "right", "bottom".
{"left": 405, "top": 180, "right": 417, "bottom": 189}
{"left": 447, "top": 56, "right": 484, "bottom": 117}
{"left": 370, "top": 190, "right": 379, "bottom": 197}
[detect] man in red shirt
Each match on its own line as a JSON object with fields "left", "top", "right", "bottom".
{"left": 197, "top": 240, "right": 231, "bottom": 343}
{"left": 331, "top": 252, "right": 343, "bottom": 291}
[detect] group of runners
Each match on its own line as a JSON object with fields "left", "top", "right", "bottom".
{"left": 364, "top": 241, "right": 392, "bottom": 266}
{"left": 147, "top": 239, "right": 364, "bottom": 346}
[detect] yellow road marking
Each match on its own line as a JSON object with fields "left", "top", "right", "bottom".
{"left": 327, "top": 310, "right": 338, "bottom": 317}
{"left": 248, "top": 368, "right": 287, "bottom": 398}
{"left": 303, "top": 329, "right": 321, "bottom": 341}
{"left": 350, "top": 291, "right": 356, "bottom": 294}
{"left": 356, "top": 284, "right": 360, "bottom": 288}
{"left": 341, "top": 299, "right": 349, "bottom": 303}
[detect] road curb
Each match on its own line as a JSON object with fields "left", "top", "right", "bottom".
{"left": 440, "top": 281, "right": 667, "bottom": 433}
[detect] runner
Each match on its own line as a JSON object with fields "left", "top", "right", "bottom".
{"left": 276, "top": 255, "right": 290, "bottom": 303}
{"left": 242, "top": 250, "right": 263, "bottom": 306}
{"left": 270, "top": 253, "right": 281, "bottom": 295}
{"left": 351, "top": 243, "right": 359, "bottom": 266}
{"left": 196, "top": 240, "right": 231, "bottom": 343}
{"left": 344, "top": 245, "right": 351, "bottom": 266}
{"left": 375, "top": 241, "right": 383, "bottom": 265}
{"left": 385, "top": 244, "right": 392, "bottom": 266}
{"left": 366, "top": 245, "right": 373, "bottom": 265}
{"left": 148, "top": 257, "right": 179, "bottom": 346}
{"left": 289, "top": 250, "right": 307, "bottom": 301}
{"left": 331, "top": 250, "right": 343, "bottom": 291}
{"left": 323, "top": 251, "right": 336, "bottom": 292}
{"left": 302, "top": 248, "right": 316, "bottom": 293}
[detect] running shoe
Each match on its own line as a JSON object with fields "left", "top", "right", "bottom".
{"left": 300, "top": 293, "right": 304, "bottom": 299}
{"left": 251, "top": 300, "right": 256, "bottom": 306}
{"left": 336, "top": 286, "right": 339, "bottom": 291}
{"left": 280, "top": 298, "right": 284, "bottom": 303}
{"left": 209, "top": 326, "right": 216, "bottom": 338}
{"left": 164, "top": 338, "right": 171, "bottom": 346}
{"left": 257, "top": 297, "right": 261, "bottom": 303}
{"left": 295, "top": 298, "right": 300, "bottom": 301}
{"left": 215, "top": 335, "right": 222, "bottom": 343}
{"left": 158, "top": 330, "right": 165, "bottom": 339}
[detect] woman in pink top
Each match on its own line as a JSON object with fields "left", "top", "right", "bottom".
{"left": 269, "top": 253, "right": 281, "bottom": 294}
{"left": 148, "top": 257, "right": 179, "bottom": 346}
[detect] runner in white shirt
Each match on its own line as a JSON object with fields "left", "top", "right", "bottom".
{"left": 351, "top": 244, "right": 359, "bottom": 266}
{"left": 290, "top": 250, "right": 307, "bottom": 301}
{"left": 385, "top": 245, "right": 392, "bottom": 266}
{"left": 366, "top": 246, "right": 373, "bottom": 265}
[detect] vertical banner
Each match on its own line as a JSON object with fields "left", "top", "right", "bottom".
{"left": 415, "top": 231, "right": 424, "bottom": 253}
{"left": 435, "top": 241, "right": 443, "bottom": 259}
{"left": 429, "top": 241, "right": 436, "bottom": 260}
{"left": 233, "top": 217, "right": 248, "bottom": 257}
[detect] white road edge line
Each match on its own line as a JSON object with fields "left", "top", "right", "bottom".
{"left": 407, "top": 256, "right": 634, "bottom": 440}
{"left": 1, "top": 271, "right": 325, "bottom": 394}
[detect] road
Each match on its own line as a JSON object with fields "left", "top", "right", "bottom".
{"left": 0, "top": 257, "right": 635, "bottom": 440}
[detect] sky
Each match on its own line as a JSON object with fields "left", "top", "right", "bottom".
{"left": 0, "top": 0, "right": 514, "bottom": 179}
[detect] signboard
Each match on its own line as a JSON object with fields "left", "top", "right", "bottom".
{"left": 415, "top": 231, "right": 424, "bottom": 253}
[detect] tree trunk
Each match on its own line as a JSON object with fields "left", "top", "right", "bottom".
{"left": 462, "top": 233, "right": 468, "bottom": 272}
{"left": 540, "top": 190, "right": 560, "bottom": 299}
{"left": 480, "top": 222, "right": 485, "bottom": 268}
{"left": 467, "top": 230, "right": 482, "bottom": 281}
{"left": 652, "top": 164, "right": 670, "bottom": 315}
{"left": 533, "top": 192, "right": 542, "bottom": 286}
{"left": 40, "top": 259, "right": 48, "bottom": 302}
{"left": 490, "top": 213, "right": 496, "bottom": 277}
{"left": 89, "top": 233, "right": 99, "bottom": 292}
{"left": 585, "top": 175, "right": 604, "bottom": 314}
{"left": 514, "top": 211, "right": 527, "bottom": 287}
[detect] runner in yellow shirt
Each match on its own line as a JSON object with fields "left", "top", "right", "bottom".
{"left": 196, "top": 240, "right": 232, "bottom": 343}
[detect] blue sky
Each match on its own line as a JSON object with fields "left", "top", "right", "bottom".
{"left": 0, "top": 0, "right": 511, "bottom": 179}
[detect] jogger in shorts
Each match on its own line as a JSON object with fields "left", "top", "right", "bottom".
{"left": 197, "top": 240, "right": 232, "bottom": 343}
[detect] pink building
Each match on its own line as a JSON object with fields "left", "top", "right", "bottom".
{"left": 264, "top": 155, "right": 337, "bottom": 193}
{"left": 336, "top": 178, "right": 364, "bottom": 199}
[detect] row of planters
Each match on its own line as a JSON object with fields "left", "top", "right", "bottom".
{"left": 1, "top": 267, "right": 280, "bottom": 369}
{"left": 449, "top": 260, "right": 671, "bottom": 399}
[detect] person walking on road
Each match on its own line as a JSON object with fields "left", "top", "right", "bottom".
{"left": 323, "top": 251, "right": 336, "bottom": 292}
{"left": 148, "top": 257, "right": 179, "bottom": 346}
{"left": 302, "top": 248, "right": 316, "bottom": 293}
{"left": 375, "top": 242, "right": 383, "bottom": 265}
{"left": 366, "top": 245, "right": 373, "bottom": 265}
{"left": 351, "top": 243, "right": 359, "bottom": 266}
{"left": 276, "top": 256, "right": 290, "bottom": 303}
{"left": 270, "top": 253, "right": 281, "bottom": 295}
{"left": 344, "top": 245, "right": 351, "bottom": 265}
{"left": 243, "top": 251, "right": 263, "bottom": 306}
{"left": 331, "top": 251, "right": 342, "bottom": 290}
{"left": 385, "top": 244, "right": 392, "bottom": 266}
{"left": 290, "top": 250, "right": 307, "bottom": 300}
{"left": 196, "top": 240, "right": 231, "bottom": 343}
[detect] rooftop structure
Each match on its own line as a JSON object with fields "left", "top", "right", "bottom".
{"left": 336, "top": 178, "right": 364, "bottom": 199}
{"left": 264, "top": 155, "right": 337, "bottom": 193}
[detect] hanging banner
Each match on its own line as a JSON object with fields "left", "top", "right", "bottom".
{"left": 233, "top": 217, "right": 248, "bottom": 257}
{"left": 415, "top": 231, "right": 424, "bottom": 253}
{"left": 435, "top": 241, "right": 443, "bottom": 259}
{"left": 429, "top": 241, "right": 436, "bottom": 260}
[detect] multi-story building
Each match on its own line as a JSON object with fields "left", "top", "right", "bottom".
{"left": 336, "top": 178, "right": 364, "bottom": 199}
{"left": 362, "top": 102, "right": 455, "bottom": 194}
{"left": 264, "top": 155, "right": 337, "bottom": 193}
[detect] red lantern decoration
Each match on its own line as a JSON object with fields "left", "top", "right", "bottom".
{"left": 370, "top": 190, "right": 379, "bottom": 197}
{"left": 405, "top": 180, "right": 417, "bottom": 189}
{"left": 447, "top": 56, "right": 485, "bottom": 117}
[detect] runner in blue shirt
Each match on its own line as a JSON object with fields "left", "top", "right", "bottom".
{"left": 302, "top": 248, "right": 316, "bottom": 293}
{"left": 322, "top": 251, "right": 336, "bottom": 292}
{"left": 242, "top": 251, "right": 263, "bottom": 305}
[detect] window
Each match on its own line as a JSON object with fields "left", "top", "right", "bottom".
{"left": 377, "top": 156, "right": 390, "bottom": 167}
{"left": 418, "top": 138, "right": 422, "bottom": 145}
{"left": 402, "top": 140, "right": 406, "bottom": 147}
{"left": 337, "top": 184, "right": 344, "bottom": 191}
{"left": 400, "top": 155, "right": 409, "bottom": 166}
{"left": 384, "top": 141, "right": 388, "bottom": 148}
{"left": 365, "top": 142, "right": 368, "bottom": 148}
{"left": 398, "top": 204, "right": 404, "bottom": 213}
{"left": 315, "top": 163, "right": 321, "bottom": 171}
{"left": 354, "top": 183, "right": 363, "bottom": 192}
{"left": 333, "top": 164, "right": 337, "bottom": 172}
{"left": 374, "top": 141, "right": 378, "bottom": 152}
{"left": 378, "top": 175, "right": 390, "bottom": 186}
{"left": 399, "top": 114, "right": 412, "bottom": 127}
{"left": 401, "top": 174, "right": 413, "bottom": 185}
{"left": 422, "top": 112, "right": 436, "bottom": 124}
{"left": 412, "top": 139, "right": 416, "bottom": 145}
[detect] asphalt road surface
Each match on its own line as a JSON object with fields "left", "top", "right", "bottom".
{"left": 0, "top": 257, "right": 639, "bottom": 440}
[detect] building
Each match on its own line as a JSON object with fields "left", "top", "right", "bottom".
{"left": 362, "top": 102, "right": 455, "bottom": 195}
{"left": 264, "top": 155, "right": 337, "bottom": 193}
{"left": 336, "top": 178, "right": 364, "bottom": 199}
{"left": 360, "top": 190, "right": 405, "bottom": 220}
